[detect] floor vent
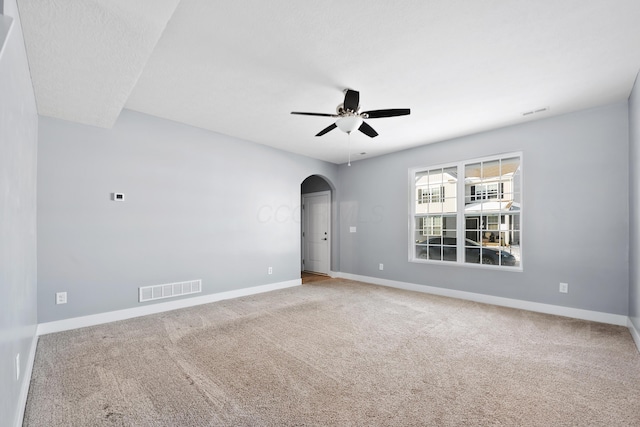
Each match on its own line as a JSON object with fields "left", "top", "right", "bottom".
{"left": 139, "top": 279, "right": 202, "bottom": 303}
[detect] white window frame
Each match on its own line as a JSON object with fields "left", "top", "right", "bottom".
{"left": 409, "top": 152, "right": 523, "bottom": 270}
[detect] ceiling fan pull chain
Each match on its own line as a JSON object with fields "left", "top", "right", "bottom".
{"left": 347, "top": 132, "right": 352, "bottom": 167}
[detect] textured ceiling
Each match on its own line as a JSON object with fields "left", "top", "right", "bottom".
{"left": 17, "top": 0, "right": 181, "bottom": 127}
{"left": 17, "top": 0, "right": 640, "bottom": 164}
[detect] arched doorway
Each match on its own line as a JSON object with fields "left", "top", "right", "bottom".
{"left": 301, "top": 175, "right": 334, "bottom": 276}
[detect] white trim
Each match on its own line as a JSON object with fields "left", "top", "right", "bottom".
{"left": 302, "top": 190, "right": 331, "bottom": 275}
{"left": 15, "top": 334, "right": 38, "bottom": 427}
{"left": 37, "top": 279, "right": 301, "bottom": 336}
{"left": 629, "top": 318, "right": 640, "bottom": 354}
{"left": 337, "top": 272, "right": 628, "bottom": 326}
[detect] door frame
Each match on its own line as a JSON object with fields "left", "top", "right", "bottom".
{"left": 301, "top": 190, "right": 331, "bottom": 275}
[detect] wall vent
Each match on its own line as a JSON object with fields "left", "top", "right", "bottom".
{"left": 139, "top": 279, "right": 202, "bottom": 303}
{"left": 522, "top": 107, "right": 549, "bottom": 117}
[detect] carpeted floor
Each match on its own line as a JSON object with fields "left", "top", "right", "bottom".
{"left": 24, "top": 279, "right": 640, "bottom": 426}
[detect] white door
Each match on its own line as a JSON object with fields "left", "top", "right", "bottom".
{"left": 302, "top": 191, "right": 330, "bottom": 274}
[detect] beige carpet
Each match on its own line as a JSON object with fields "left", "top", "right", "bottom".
{"left": 24, "top": 279, "right": 640, "bottom": 426}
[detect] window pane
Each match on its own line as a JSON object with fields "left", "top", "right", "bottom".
{"left": 442, "top": 166, "right": 457, "bottom": 213}
{"left": 465, "top": 162, "right": 481, "bottom": 204}
{"left": 464, "top": 239, "right": 481, "bottom": 264}
{"left": 415, "top": 171, "right": 429, "bottom": 213}
{"left": 414, "top": 217, "right": 428, "bottom": 242}
{"left": 415, "top": 242, "right": 428, "bottom": 259}
{"left": 482, "top": 159, "right": 501, "bottom": 181}
{"left": 464, "top": 216, "right": 481, "bottom": 244}
{"left": 501, "top": 157, "right": 520, "bottom": 202}
{"left": 428, "top": 244, "right": 443, "bottom": 261}
{"left": 502, "top": 157, "right": 521, "bottom": 176}
{"left": 442, "top": 215, "right": 457, "bottom": 234}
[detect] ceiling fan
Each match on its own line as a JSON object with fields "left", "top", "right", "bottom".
{"left": 291, "top": 89, "right": 410, "bottom": 138}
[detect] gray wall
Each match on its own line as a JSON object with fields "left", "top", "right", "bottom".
{"left": 338, "top": 102, "right": 630, "bottom": 315}
{"left": 37, "top": 110, "right": 338, "bottom": 323}
{"left": 0, "top": 1, "right": 38, "bottom": 424}
{"left": 630, "top": 74, "right": 640, "bottom": 330}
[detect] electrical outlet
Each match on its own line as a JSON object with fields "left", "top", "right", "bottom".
{"left": 16, "top": 353, "right": 20, "bottom": 381}
{"left": 56, "top": 291, "right": 67, "bottom": 304}
{"left": 268, "top": 267, "right": 273, "bottom": 275}
{"left": 379, "top": 263, "right": 384, "bottom": 271}
{"left": 559, "top": 282, "right": 568, "bottom": 293}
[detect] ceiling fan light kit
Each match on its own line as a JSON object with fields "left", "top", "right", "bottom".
{"left": 291, "top": 89, "right": 410, "bottom": 138}
{"left": 336, "top": 115, "right": 363, "bottom": 134}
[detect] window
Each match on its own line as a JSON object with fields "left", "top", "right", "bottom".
{"left": 418, "top": 186, "right": 445, "bottom": 204}
{"left": 422, "top": 216, "right": 442, "bottom": 236}
{"left": 410, "top": 153, "right": 521, "bottom": 269}
{"left": 470, "top": 183, "right": 503, "bottom": 201}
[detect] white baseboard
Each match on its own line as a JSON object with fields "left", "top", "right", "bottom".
{"left": 337, "top": 273, "right": 629, "bottom": 327}
{"left": 15, "top": 333, "right": 38, "bottom": 427}
{"left": 35, "top": 273, "right": 634, "bottom": 340}
{"left": 629, "top": 318, "right": 640, "bottom": 354}
{"left": 37, "top": 279, "right": 301, "bottom": 336}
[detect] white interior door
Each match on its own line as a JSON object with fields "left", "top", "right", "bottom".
{"left": 302, "top": 191, "right": 330, "bottom": 274}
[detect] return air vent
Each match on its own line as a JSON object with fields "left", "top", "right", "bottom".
{"left": 139, "top": 279, "right": 202, "bottom": 303}
{"left": 521, "top": 107, "right": 549, "bottom": 117}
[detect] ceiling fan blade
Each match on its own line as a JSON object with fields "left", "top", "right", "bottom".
{"left": 362, "top": 108, "right": 411, "bottom": 118}
{"left": 343, "top": 89, "right": 360, "bottom": 111}
{"left": 291, "top": 112, "right": 339, "bottom": 117}
{"left": 358, "top": 121, "right": 378, "bottom": 138}
{"left": 316, "top": 123, "right": 337, "bottom": 137}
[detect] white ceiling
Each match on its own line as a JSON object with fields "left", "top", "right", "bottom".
{"left": 17, "top": 0, "right": 640, "bottom": 164}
